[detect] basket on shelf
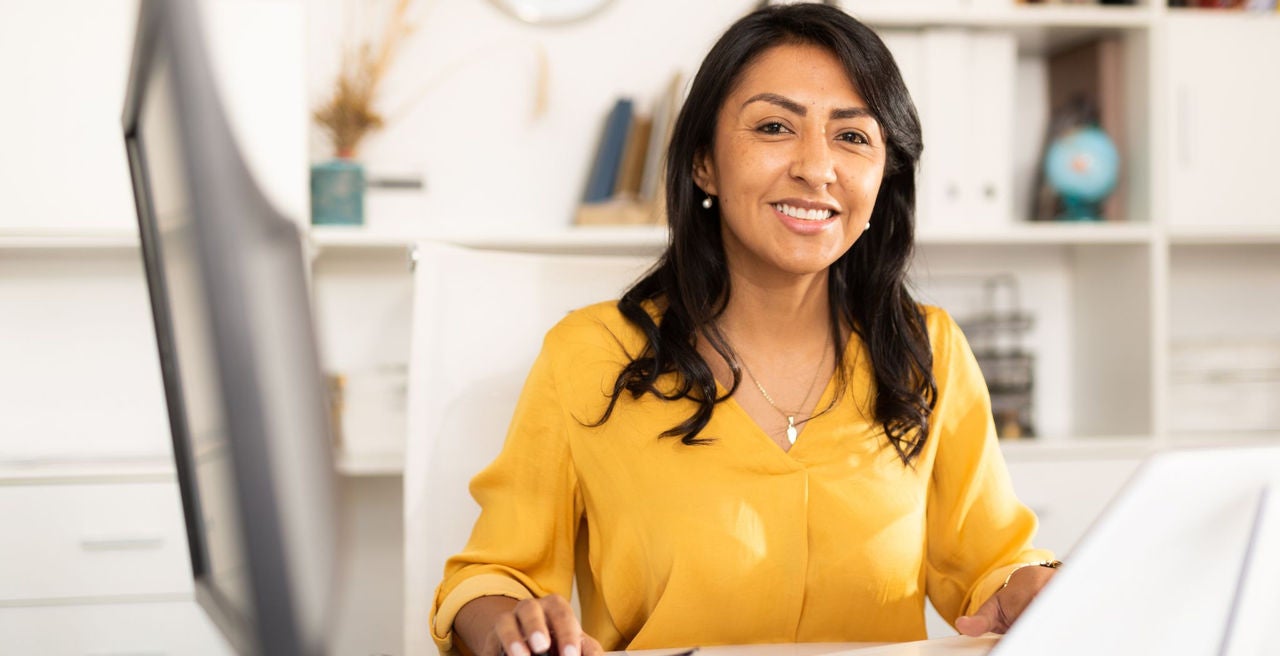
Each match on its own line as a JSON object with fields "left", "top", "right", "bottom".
{"left": 946, "top": 274, "right": 1038, "bottom": 440}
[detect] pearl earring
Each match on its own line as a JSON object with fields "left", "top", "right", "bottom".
{"left": 864, "top": 221, "right": 871, "bottom": 231}
{"left": 702, "top": 195, "right": 713, "bottom": 209}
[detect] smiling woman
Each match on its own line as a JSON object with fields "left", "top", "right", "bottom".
{"left": 694, "top": 44, "right": 885, "bottom": 279}
{"left": 428, "top": 4, "right": 1057, "bottom": 656}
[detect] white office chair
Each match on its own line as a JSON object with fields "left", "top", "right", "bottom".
{"left": 402, "top": 241, "right": 657, "bottom": 656}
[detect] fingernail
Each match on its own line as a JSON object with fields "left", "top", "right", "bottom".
{"left": 529, "top": 632, "right": 551, "bottom": 654}
{"left": 508, "top": 643, "right": 531, "bottom": 656}
{"left": 563, "top": 645, "right": 580, "bottom": 656}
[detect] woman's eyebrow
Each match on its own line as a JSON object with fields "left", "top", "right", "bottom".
{"left": 831, "top": 106, "right": 874, "bottom": 121}
{"left": 742, "top": 93, "right": 874, "bottom": 121}
{"left": 742, "top": 92, "right": 807, "bottom": 115}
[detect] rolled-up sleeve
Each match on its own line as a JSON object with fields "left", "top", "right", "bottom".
{"left": 924, "top": 310, "right": 1055, "bottom": 625}
{"left": 429, "top": 336, "right": 584, "bottom": 654}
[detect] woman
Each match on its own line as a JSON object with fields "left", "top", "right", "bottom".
{"left": 430, "top": 4, "right": 1057, "bottom": 655}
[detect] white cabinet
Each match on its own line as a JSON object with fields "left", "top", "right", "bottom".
{"left": 0, "top": 250, "right": 171, "bottom": 462}
{"left": 0, "top": 464, "right": 237, "bottom": 655}
{"left": 0, "top": 601, "right": 234, "bottom": 655}
{"left": 1166, "top": 243, "right": 1280, "bottom": 436}
{"left": 0, "top": 481, "right": 191, "bottom": 603}
{"left": 1005, "top": 450, "right": 1146, "bottom": 556}
{"left": 1159, "top": 13, "right": 1280, "bottom": 438}
{"left": 1165, "top": 15, "right": 1280, "bottom": 230}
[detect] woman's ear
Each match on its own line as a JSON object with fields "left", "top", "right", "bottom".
{"left": 692, "top": 150, "right": 718, "bottom": 196}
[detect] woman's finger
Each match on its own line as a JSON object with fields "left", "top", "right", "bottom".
{"left": 580, "top": 634, "right": 606, "bottom": 656}
{"left": 955, "top": 594, "right": 1005, "bottom": 636}
{"left": 514, "top": 598, "right": 554, "bottom": 655}
{"left": 542, "top": 595, "right": 583, "bottom": 656}
{"left": 494, "top": 611, "right": 532, "bottom": 656}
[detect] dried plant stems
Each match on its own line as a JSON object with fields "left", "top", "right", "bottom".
{"left": 313, "top": 0, "right": 416, "bottom": 158}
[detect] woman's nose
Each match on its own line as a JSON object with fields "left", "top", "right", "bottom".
{"left": 789, "top": 130, "right": 837, "bottom": 189}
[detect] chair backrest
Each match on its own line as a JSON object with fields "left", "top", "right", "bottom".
{"left": 402, "top": 241, "right": 657, "bottom": 655}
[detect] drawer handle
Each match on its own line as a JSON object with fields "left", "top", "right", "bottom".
{"left": 79, "top": 536, "right": 166, "bottom": 552}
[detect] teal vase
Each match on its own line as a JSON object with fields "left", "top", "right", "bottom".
{"left": 311, "top": 158, "right": 365, "bottom": 226}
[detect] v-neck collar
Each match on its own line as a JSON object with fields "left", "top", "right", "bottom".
{"left": 716, "top": 370, "right": 838, "bottom": 459}
{"left": 712, "top": 329, "right": 862, "bottom": 459}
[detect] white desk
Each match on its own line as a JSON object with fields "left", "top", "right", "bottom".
{"left": 612, "top": 636, "right": 1000, "bottom": 656}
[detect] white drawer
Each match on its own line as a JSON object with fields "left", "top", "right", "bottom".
{"left": 0, "top": 482, "right": 192, "bottom": 602}
{"left": 1006, "top": 457, "right": 1144, "bottom": 557}
{"left": 0, "top": 600, "right": 234, "bottom": 655}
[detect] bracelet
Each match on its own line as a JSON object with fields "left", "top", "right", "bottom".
{"left": 998, "top": 559, "right": 1063, "bottom": 592}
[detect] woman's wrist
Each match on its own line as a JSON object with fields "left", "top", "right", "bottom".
{"left": 455, "top": 595, "right": 520, "bottom": 656}
{"left": 999, "top": 559, "right": 1063, "bottom": 592}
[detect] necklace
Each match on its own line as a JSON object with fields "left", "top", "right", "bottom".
{"left": 736, "top": 339, "right": 829, "bottom": 445}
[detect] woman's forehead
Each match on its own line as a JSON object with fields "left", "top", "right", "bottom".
{"left": 728, "top": 43, "right": 867, "bottom": 109}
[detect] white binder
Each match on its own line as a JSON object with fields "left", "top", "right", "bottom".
{"left": 967, "top": 31, "right": 1016, "bottom": 229}
{"left": 919, "top": 28, "right": 971, "bottom": 230}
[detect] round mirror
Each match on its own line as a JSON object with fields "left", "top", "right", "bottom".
{"left": 488, "top": 0, "right": 615, "bottom": 25}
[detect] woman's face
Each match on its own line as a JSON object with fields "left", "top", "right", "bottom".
{"left": 694, "top": 42, "right": 887, "bottom": 280}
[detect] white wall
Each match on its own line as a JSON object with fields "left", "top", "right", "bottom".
{"left": 0, "top": 0, "right": 140, "bottom": 231}
{"left": 305, "top": 0, "right": 760, "bottom": 233}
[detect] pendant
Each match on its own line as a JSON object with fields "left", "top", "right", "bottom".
{"left": 786, "top": 416, "right": 798, "bottom": 445}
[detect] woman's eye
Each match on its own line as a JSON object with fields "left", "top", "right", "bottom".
{"left": 758, "top": 122, "right": 790, "bottom": 135}
{"left": 839, "top": 131, "right": 869, "bottom": 145}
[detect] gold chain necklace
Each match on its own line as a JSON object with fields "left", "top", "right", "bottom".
{"left": 736, "top": 338, "right": 829, "bottom": 445}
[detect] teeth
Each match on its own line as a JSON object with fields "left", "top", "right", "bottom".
{"left": 774, "top": 203, "right": 832, "bottom": 221}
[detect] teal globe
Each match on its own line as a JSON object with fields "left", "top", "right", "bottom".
{"left": 1044, "top": 126, "right": 1119, "bottom": 221}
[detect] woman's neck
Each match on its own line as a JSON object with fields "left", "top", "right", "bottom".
{"left": 715, "top": 265, "right": 832, "bottom": 357}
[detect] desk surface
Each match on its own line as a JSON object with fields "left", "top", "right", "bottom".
{"left": 612, "top": 636, "right": 1000, "bottom": 656}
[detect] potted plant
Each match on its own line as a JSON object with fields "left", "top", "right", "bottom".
{"left": 310, "top": 0, "right": 415, "bottom": 226}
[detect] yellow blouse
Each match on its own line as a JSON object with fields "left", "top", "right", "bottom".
{"left": 430, "top": 302, "right": 1052, "bottom": 653}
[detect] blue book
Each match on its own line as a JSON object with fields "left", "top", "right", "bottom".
{"left": 583, "top": 98, "right": 635, "bottom": 203}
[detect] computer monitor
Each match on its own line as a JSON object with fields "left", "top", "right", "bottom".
{"left": 992, "top": 445, "right": 1280, "bottom": 656}
{"left": 122, "top": 0, "right": 340, "bottom": 654}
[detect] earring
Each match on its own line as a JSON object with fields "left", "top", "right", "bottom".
{"left": 702, "top": 195, "right": 713, "bottom": 209}
{"left": 864, "top": 221, "right": 871, "bottom": 231}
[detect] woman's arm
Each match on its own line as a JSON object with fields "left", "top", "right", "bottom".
{"left": 429, "top": 320, "right": 603, "bottom": 654}
{"left": 923, "top": 308, "right": 1056, "bottom": 626}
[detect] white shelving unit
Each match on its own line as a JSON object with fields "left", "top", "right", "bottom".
{"left": 0, "top": 228, "right": 141, "bottom": 251}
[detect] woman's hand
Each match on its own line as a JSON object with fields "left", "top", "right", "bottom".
{"left": 456, "top": 594, "right": 604, "bottom": 656}
{"left": 954, "top": 564, "right": 1058, "bottom": 637}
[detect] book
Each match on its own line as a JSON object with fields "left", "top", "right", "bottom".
{"left": 613, "top": 115, "right": 652, "bottom": 199}
{"left": 639, "top": 71, "right": 686, "bottom": 204}
{"left": 582, "top": 98, "right": 635, "bottom": 204}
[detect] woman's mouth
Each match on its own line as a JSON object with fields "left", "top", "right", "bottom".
{"left": 772, "top": 202, "right": 834, "bottom": 221}
{"left": 771, "top": 203, "right": 839, "bottom": 235}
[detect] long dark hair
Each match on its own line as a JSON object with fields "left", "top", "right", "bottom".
{"left": 597, "top": 3, "right": 935, "bottom": 465}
